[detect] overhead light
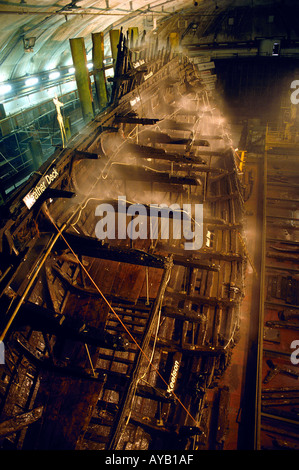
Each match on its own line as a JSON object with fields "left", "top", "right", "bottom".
{"left": 68, "top": 67, "right": 75, "bottom": 74}
{"left": 49, "top": 71, "right": 60, "bottom": 80}
{"left": 25, "top": 77, "right": 39, "bottom": 87}
{"left": 0, "top": 84, "right": 12, "bottom": 94}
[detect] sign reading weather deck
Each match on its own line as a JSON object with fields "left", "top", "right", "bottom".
{"left": 23, "top": 167, "right": 59, "bottom": 209}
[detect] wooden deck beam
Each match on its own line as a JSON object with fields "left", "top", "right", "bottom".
{"left": 56, "top": 233, "right": 166, "bottom": 268}
{"left": 0, "top": 407, "right": 44, "bottom": 438}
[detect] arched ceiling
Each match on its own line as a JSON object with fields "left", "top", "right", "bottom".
{"left": 1, "top": 0, "right": 299, "bottom": 82}
{"left": 0, "top": 0, "right": 200, "bottom": 81}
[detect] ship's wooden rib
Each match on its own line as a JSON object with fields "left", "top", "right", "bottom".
{"left": 56, "top": 233, "right": 166, "bottom": 268}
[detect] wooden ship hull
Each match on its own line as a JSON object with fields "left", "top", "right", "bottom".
{"left": 0, "top": 35, "right": 247, "bottom": 450}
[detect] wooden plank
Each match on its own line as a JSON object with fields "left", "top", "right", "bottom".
{"left": 0, "top": 407, "right": 44, "bottom": 437}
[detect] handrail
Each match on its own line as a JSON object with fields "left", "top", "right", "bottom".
{"left": 254, "top": 125, "right": 268, "bottom": 450}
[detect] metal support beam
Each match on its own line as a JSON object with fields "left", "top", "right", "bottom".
{"left": 92, "top": 32, "right": 108, "bottom": 109}
{"left": 69, "top": 37, "right": 94, "bottom": 123}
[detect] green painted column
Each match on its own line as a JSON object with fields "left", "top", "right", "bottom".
{"left": 92, "top": 32, "right": 108, "bottom": 109}
{"left": 69, "top": 37, "right": 94, "bottom": 123}
{"left": 109, "top": 29, "right": 120, "bottom": 69}
{"left": 128, "top": 27, "right": 139, "bottom": 48}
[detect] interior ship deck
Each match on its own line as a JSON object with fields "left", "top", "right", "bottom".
{"left": 0, "top": 0, "right": 298, "bottom": 453}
